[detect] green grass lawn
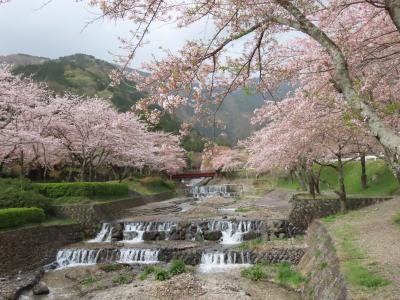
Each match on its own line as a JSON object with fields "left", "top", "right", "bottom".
{"left": 52, "top": 177, "right": 177, "bottom": 204}
{"left": 274, "top": 159, "right": 399, "bottom": 196}
{"left": 123, "top": 176, "right": 177, "bottom": 196}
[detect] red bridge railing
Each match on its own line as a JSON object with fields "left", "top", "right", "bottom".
{"left": 170, "top": 170, "right": 217, "bottom": 179}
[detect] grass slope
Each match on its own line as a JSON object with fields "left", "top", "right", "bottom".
{"left": 276, "top": 159, "right": 399, "bottom": 196}
{"left": 323, "top": 199, "right": 400, "bottom": 298}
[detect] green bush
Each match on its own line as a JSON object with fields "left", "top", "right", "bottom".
{"left": 241, "top": 264, "right": 267, "bottom": 281}
{"left": 137, "top": 265, "right": 156, "bottom": 280}
{"left": 0, "top": 207, "right": 46, "bottom": 229}
{"left": 169, "top": 260, "right": 186, "bottom": 275}
{"left": 154, "top": 268, "right": 171, "bottom": 281}
{"left": 0, "top": 179, "right": 50, "bottom": 211}
{"left": 80, "top": 276, "right": 97, "bottom": 286}
{"left": 112, "top": 274, "right": 132, "bottom": 285}
{"left": 35, "top": 182, "right": 129, "bottom": 198}
{"left": 100, "top": 263, "right": 123, "bottom": 273}
{"left": 276, "top": 262, "right": 304, "bottom": 287}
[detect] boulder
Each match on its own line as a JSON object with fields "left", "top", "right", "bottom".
{"left": 123, "top": 231, "right": 138, "bottom": 240}
{"left": 142, "top": 231, "right": 161, "bottom": 240}
{"left": 111, "top": 223, "right": 124, "bottom": 240}
{"left": 194, "top": 232, "right": 204, "bottom": 242}
{"left": 33, "top": 281, "right": 49, "bottom": 295}
{"left": 202, "top": 230, "right": 222, "bottom": 241}
{"left": 168, "top": 227, "right": 186, "bottom": 240}
{"left": 242, "top": 231, "right": 261, "bottom": 241}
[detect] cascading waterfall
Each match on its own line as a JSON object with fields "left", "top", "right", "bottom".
{"left": 88, "top": 221, "right": 177, "bottom": 244}
{"left": 118, "top": 248, "right": 159, "bottom": 264}
{"left": 55, "top": 248, "right": 159, "bottom": 268}
{"left": 88, "top": 223, "right": 113, "bottom": 243}
{"left": 122, "top": 221, "right": 176, "bottom": 243}
{"left": 208, "top": 220, "right": 262, "bottom": 245}
{"left": 190, "top": 185, "right": 232, "bottom": 199}
{"left": 199, "top": 251, "right": 251, "bottom": 272}
{"left": 56, "top": 249, "right": 102, "bottom": 268}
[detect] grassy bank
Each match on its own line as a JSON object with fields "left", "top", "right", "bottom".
{"left": 273, "top": 160, "right": 399, "bottom": 196}
{"left": 322, "top": 199, "right": 400, "bottom": 298}
{"left": 0, "top": 175, "right": 177, "bottom": 207}
{"left": 123, "top": 176, "right": 177, "bottom": 196}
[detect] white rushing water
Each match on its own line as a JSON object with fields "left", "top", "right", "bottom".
{"left": 208, "top": 220, "right": 261, "bottom": 245}
{"left": 198, "top": 251, "right": 251, "bottom": 273}
{"left": 56, "top": 249, "right": 102, "bottom": 268}
{"left": 118, "top": 248, "right": 159, "bottom": 264}
{"left": 191, "top": 185, "right": 232, "bottom": 199}
{"left": 88, "top": 221, "right": 177, "bottom": 244}
{"left": 87, "top": 223, "right": 113, "bottom": 243}
{"left": 56, "top": 248, "right": 159, "bottom": 268}
{"left": 122, "top": 221, "right": 176, "bottom": 243}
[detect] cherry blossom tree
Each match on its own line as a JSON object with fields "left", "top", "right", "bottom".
{"left": 201, "top": 144, "right": 247, "bottom": 175}
{"left": 245, "top": 92, "right": 382, "bottom": 209}
{"left": 0, "top": 65, "right": 186, "bottom": 180}
{"left": 0, "top": 65, "right": 61, "bottom": 177}
{"left": 86, "top": 0, "right": 400, "bottom": 181}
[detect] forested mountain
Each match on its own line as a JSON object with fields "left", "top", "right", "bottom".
{"left": 0, "top": 53, "right": 49, "bottom": 66}
{"left": 5, "top": 53, "right": 287, "bottom": 145}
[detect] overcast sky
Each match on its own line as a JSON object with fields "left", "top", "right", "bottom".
{"left": 0, "top": 0, "right": 212, "bottom": 67}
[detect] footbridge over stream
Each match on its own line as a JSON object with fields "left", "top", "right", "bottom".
{"left": 170, "top": 170, "right": 217, "bottom": 180}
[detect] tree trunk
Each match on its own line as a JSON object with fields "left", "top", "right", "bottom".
{"left": 295, "top": 170, "right": 307, "bottom": 191}
{"left": 360, "top": 153, "right": 367, "bottom": 189}
{"left": 385, "top": 0, "right": 400, "bottom": 32}
{"left": 313, "top": 165, "right": 322, "bottom": 195}
{"left": 308, "top": 173, "right": 315, "bottom": 199}
{"left": 383, "top": 147, "right": 400, "bottom": 184}
{"left": 337, "top": 155, "right": 347, "bottom": 211}
{"left": 306, "top": 164, "right": 316, "bottom": 199}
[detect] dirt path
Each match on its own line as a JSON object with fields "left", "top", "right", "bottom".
{"left": 326, "top": 198, "right": 400, "bottom": 300}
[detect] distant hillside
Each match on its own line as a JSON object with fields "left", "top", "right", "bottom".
{"left": 10, "top": 53, "right": 204, "bottom": 152}
{"left": 12, "top": 53, "right": 146, "bottom": 112}
{"left": 0, "top": 53, "right": 49, "bottom": 66}
{"left": 9, "top": 53, "right": 290, "bottom": 145}
{"left": 177, "top": 82, "right": 291, "bottom": 145}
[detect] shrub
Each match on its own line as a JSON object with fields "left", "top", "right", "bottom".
{"left": 112, "top": 274, "right": 132, "bottom": 285}
{"left": 35, "top": 182, "right": 129, "bottom": 198}
{"left": 241, "top": 264, "right": 267, "bottom": 281}
{"left": 0, "top": 207, "right": 46, "bottom": 229}
{"left": 154, "top": 268, "right": 171, "bottom": 281}
{"left": 0, "top": 188, "right": 50, "bottom": 210}
{"left": 169, "top": 260, "right": 186, "bottom": 275}
{"left": 276, "top": 262, "right": 304, "bottom": 287}
{"left": 100, "top": 263, "right": 123, "bottom": 273}
{"left": 80, "top": 276, "right": 97, "bottom": 286}
{"left": 237, "top": 237, "right": 264, "bottom": 251}
{"left": 137, "top": 265, "right": 156, "bottom": 280}
{"left": 0, "top": 179, "right": 50, "bottom": 211}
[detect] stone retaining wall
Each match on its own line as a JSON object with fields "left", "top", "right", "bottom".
{"left": 298, "top": 221, "right": 350, "bottom": 300}
{"left": 50, "top": 192, "right": 174, "bottom": 234}
{"left": 0, "top": 224, "right": 82, "bottom": 276}
{"left": 288, "top": 196, "right": 390, "bottom": 231}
